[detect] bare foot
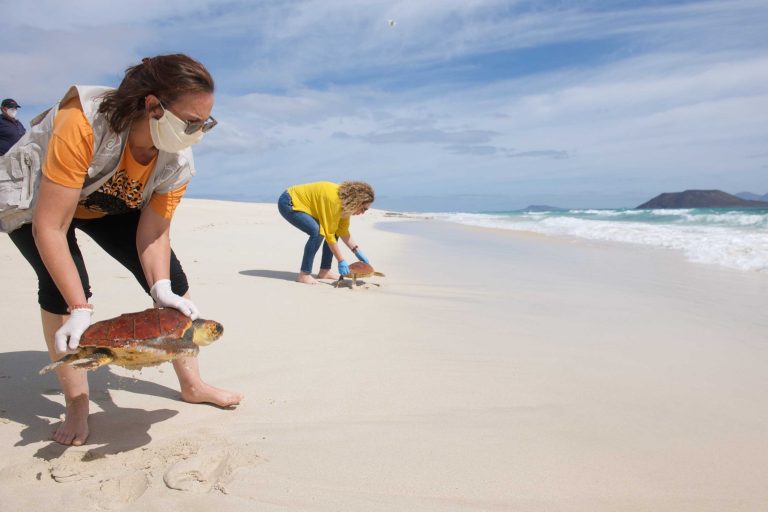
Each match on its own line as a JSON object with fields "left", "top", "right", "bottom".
{"left": 296, "top": 273, "right": 318, "bottom": 285}
{"left": 181, "top": 383, "right": 243, "bottom": 408}
{"left": 53, "top": 394, "right": 90, "bottom": 446}
{"left": 317, "top": 269, "right": 340, "bottom": 280}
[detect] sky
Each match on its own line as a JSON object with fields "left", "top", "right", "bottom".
{"left": 2, "top": 0, "right": 767, "bottom": 211}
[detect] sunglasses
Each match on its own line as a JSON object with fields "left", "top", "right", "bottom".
{"left": 158, "top": 101, "right": 218, "bottom": 134}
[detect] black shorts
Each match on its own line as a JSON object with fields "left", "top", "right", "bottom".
{"left": 8, "top": 210, "right": 189, "bottom": 315}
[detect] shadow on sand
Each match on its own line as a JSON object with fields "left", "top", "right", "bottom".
{"left": 0, "top": 350, "right": 181, "bottom": 460}
{"left": 240, "top": 269, "right": 342, "bottom": 287}
{"left": 239, "top": 269, "right": 296, "bottom": 281}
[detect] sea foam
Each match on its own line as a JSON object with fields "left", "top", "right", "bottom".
{"left": 422, "top": 208, "right": 768, "bottom": 273}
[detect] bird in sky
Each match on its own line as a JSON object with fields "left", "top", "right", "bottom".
{"left": 388, "top": 19, "right": 396, "bottom": 27}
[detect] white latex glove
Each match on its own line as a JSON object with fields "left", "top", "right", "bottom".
{"left": 150, "top": 279, "right": 200, "bottom": 320}
{"left": 54, "top": 308, "right": 93, "bottom": 354}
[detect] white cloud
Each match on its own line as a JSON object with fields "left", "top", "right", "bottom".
{"left": 2, "top": 0, "right": 767, "bottom": 209}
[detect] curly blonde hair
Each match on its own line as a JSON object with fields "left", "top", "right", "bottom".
{"left": 338, "top": 181, "right": 375, "bottom": 214}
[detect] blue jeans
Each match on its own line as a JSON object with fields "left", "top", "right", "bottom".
{"left": 278, "top": 190, "right": 334, "bottom": 274}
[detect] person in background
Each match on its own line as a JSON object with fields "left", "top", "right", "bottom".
{"left": 278, "top": 181, "right": 374, "bottom": 285}
{"left": 0, "top": 54, "right": 242, "bottom": 446}
{"left": 0, "top": 98, "right": 26, "bottom": 155}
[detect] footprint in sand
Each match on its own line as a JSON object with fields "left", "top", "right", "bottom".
{"left": 163, "top": 443, "right": 258, "bottom": 494}
{"left": 163, "top": 445, "right": 233, "bottom": 493}
{"left": 85, "top": 472, "right": 149, "bottom": 510}
{"left": 50, "top": 452, "right": 97, "bottom": 483}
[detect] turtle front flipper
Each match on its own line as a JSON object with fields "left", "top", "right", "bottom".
{"left": 39, "top": 355, "right": 76, "bottom": 375}
{"left": 39, "top": 351, "right": 115, "bottom": 375}
{"left": 69, "top": 352, "right": 115, "bottom": 370}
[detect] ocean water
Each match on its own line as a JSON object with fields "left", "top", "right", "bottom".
{"left": 421, "top": 208, "right": 768, "bottom": 273}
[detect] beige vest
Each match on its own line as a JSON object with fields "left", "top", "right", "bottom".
{"left": 0, "top": 85, "right": 195, "bottom": 232}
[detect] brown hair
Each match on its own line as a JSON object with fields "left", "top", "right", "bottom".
{"left": 338, "top": 181, "right": 375, "bottom": 214}
{"left": 98, "top": 53, "right": 215, "bottom": 133}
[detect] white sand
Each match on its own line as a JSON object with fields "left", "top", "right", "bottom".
{"left": 1, "top": 198, "right": 767, "bottom": 511}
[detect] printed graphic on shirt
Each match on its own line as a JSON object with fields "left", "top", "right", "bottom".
{"left": 78, "top": 168, "right": 145, "bottom": 215}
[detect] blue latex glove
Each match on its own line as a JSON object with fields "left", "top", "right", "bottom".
{"left": 353, "top": 249, "right": 369, "bottom": 264}
{"left": 338, "top": 259, "right": 350, "bottom": 276}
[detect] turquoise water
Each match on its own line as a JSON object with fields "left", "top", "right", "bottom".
{"left": 421, "top": 208, "right": 768, "bottom": 273}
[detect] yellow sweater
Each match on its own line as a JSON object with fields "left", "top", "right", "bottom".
{"left": 287, "top": 182, "right": 350, "bottom": 244}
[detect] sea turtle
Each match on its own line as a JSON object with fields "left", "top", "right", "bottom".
{"left": 40, "top": 308, "right": 223, "bottom": 374}
{"left": 334, "top": 261, "right": 386, "bottom": 288}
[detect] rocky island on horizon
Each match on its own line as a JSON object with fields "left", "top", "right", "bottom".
{"left": 636, "top": 190, "right": 768, "bottom": 209}
{"left": 517, "top": 204, "right": 568, "bottom": 212}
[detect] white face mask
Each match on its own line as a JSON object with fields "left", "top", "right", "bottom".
{"left": 4, "top": 108, "right": 17, "bottom": 119}
{"left": 149, "top": 104, "right": 204, "bottom": 153}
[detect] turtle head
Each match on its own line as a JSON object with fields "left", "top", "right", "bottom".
{"left": 188, "top": 319, "right": 224, "bottom": 346}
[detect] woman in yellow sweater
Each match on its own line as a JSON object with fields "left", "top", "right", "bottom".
{"left": 278, "top": 181, "right": 374, "bottom": 285}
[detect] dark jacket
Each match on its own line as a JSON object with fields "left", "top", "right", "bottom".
{"left": 0, "top": 116, "right": 26, "bottom": 155}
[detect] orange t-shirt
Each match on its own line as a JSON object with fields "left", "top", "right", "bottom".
{"left": 43, "top": 97, "right": 186, "bottom": 219}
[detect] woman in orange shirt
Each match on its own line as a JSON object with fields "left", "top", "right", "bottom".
{"left": 5, "top": 54, "right": 242, "bottom": 446}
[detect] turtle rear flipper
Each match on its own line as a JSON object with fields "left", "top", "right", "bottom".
{"left": 39, "top": 352, "right": 115, "bottom": 375}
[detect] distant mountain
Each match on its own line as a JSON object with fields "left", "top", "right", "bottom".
{"left": 736, "top": 191, "right": 768, "bottom": 202}
{"left": 637, "top": 190, "right": 768, "bottom": 209}
{"left": 517, "top": 204, "right": 567, "bottom": 212}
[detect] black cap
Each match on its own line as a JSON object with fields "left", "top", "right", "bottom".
{"left": 1, "top": 98, "right": 20, "bottom": 109}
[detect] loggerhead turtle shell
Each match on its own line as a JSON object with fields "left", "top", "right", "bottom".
{"left": 79, "top": 307, "right": 195, "bottom": 349}
{"left": 348, "top": 261, "right": 376, "bottom": 276}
